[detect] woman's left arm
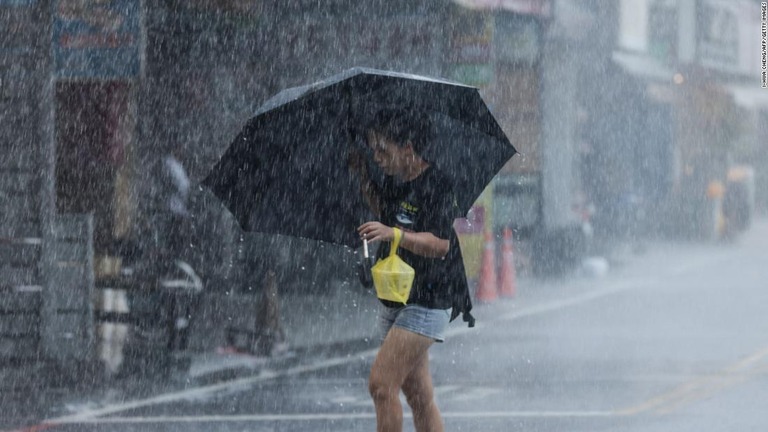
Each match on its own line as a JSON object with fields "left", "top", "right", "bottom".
{"left": 399, "top": 230, "right": 449, "bottom": 258}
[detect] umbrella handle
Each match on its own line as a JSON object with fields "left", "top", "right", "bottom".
{"left": 363, "top": 239, "right": 369, "bottom": 258}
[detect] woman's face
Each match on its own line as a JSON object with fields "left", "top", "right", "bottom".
{"left": 367, "top": 130, "right": 411, "bottom": 178}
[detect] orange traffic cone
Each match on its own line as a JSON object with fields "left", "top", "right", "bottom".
{"left": 475, "top": 230, "right": 498, "bottom": 302}
{"left": 499, "top": 228, "right": 517, "bottom": 298}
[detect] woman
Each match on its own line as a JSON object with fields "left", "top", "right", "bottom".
{"left": 354, "top": 107, "right": 460, "bottom": 432}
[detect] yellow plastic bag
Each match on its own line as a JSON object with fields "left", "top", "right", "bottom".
{"left": 371, "top": 227, "right": 415, "bottom": 304}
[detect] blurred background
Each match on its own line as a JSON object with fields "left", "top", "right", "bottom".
{"left": 1, "top": 0, "right": 766, "bottom": 376}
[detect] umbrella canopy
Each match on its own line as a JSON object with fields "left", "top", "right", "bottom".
{"left": 203, "top": 67, "right": 517, "bottom": 248}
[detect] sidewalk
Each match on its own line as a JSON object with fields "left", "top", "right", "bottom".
{"left": 181, "top": 267, "right": 581, "bottom": 384}
{"left": 183, "top": 277, "right": 381, "bottom": 382}
{"left": 184, "top": 281, "right": 599, "bottom": 383}
{"left": 179, "top": 221, "right": 760, "bottom": 384}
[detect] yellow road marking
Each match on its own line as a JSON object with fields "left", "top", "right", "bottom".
{"left": 616, "top": 346, "right": 768, "bottom": 416}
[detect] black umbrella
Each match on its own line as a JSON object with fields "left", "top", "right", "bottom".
{"left": 202, "top": 67, "right": 517, "bottom": 248}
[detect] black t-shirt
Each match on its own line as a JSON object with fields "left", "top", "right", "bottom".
{"left": 375, "top": 166, "right": 459, "bottom": 309}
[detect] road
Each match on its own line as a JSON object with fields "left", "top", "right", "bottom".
{"left": 6, "top": 219, "right": 768, "bottom": 431}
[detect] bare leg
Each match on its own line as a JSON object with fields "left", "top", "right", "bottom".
{"left": 369, "top": 327, "right": 436, "bottom": 432}
{"left": 402, "top": 352, "right": 444, "bottom": 432}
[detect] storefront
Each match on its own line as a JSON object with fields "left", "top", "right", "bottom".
{"left": 672, "top": 0, "right": 761, "bottom": 239}
{"left": 52, "top": 0, "right": 141, "bottom": 262}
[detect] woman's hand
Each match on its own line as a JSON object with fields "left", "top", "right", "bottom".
{"left": 357, "top": 221, "right": 394, "bottom": 244}
{"left": 357, "top": 222, "right": 449, "bottom": 258}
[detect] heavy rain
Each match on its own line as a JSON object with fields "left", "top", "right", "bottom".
{"left": 1, "top": 0, "right": 767, "bottom": 431}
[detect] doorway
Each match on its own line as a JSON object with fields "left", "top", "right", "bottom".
{"left": 55, "top": 81, "right": 134, "bottom": 256}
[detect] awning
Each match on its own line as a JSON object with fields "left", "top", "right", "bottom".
{"left": 726, "top": 84, "right": 768, "bottom": 109}
{"left": 453, "top": 0, "right": 551, "bottom": 16}
{"left": 612, "top": 51, "right": 675, "bottom": 82}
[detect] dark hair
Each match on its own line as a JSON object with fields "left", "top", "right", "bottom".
{"left": 367, "top": 107, "right": 433, "bottom": 156}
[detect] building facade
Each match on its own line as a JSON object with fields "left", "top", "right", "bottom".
{"left": 1, "top": 0, "right": 627, "bottom": 366}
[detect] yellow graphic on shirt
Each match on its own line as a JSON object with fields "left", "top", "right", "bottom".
{"left": 396, "top": 200, "right": 419, "bottom": 227}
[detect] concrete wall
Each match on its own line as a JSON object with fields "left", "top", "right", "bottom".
{"left": 0, "top": 2, "right": 50, "bottom": 241}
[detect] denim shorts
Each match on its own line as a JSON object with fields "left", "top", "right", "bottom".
{"left": 378, "top": 304, "right": 451, "bottom": 343}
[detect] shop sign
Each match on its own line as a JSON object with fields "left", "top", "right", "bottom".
{"left": 285, "top": 16, "right": 435, "bottom": 63}
{"left": 697, "top": 0, "right": 759, "bottom": 75}
{"left": 494, "top": 14, "right": 540, "bottom": 65}
{"left": 698, "top": 0, "right": 739, "bottom": 69}
{"left": 52, "top": 0, "right": 141, "bottom": 78}
{"left": 449, "top": 10, "right": 495, "bottom": 87}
